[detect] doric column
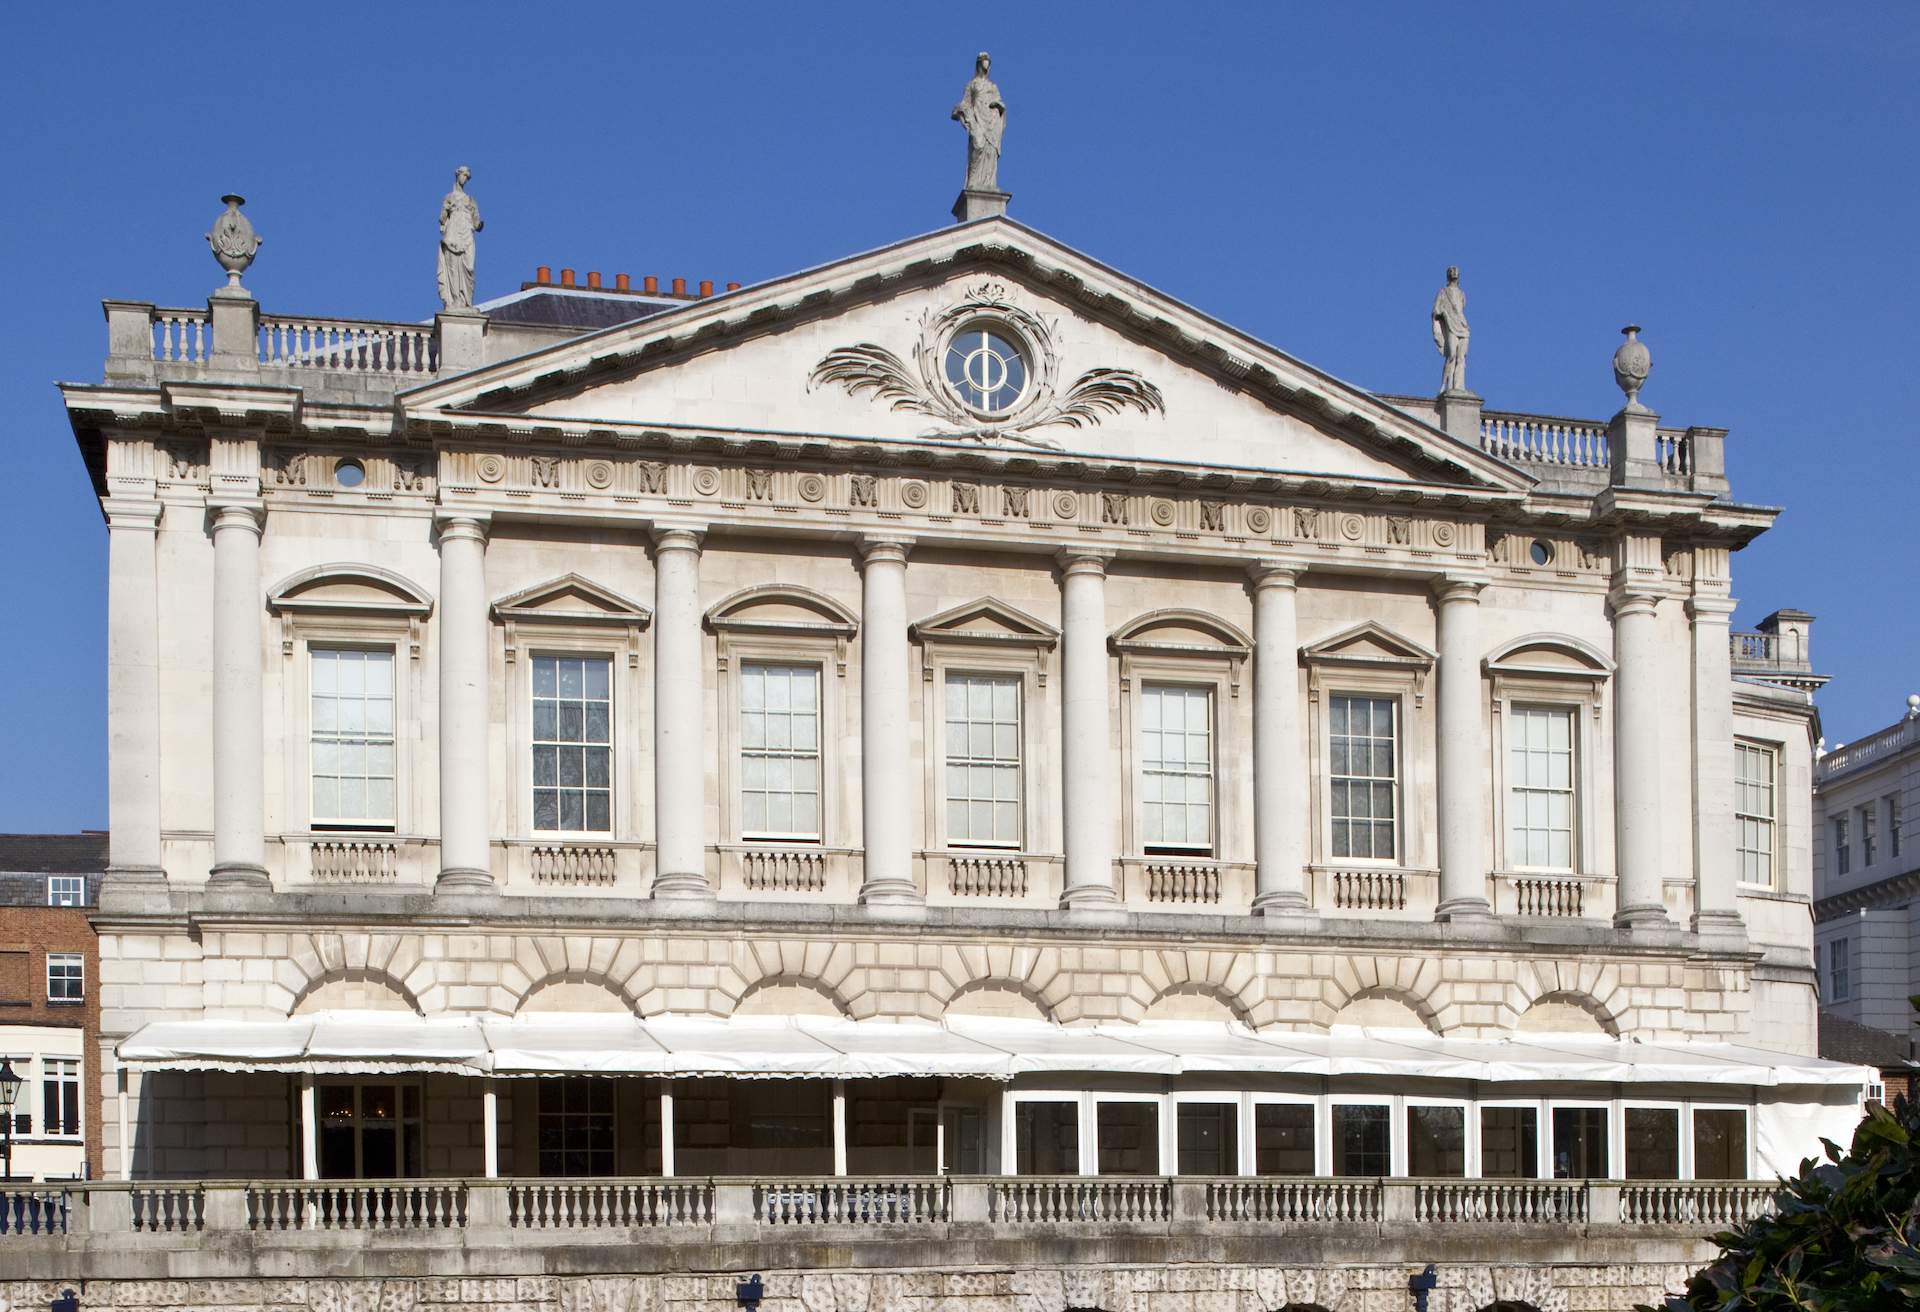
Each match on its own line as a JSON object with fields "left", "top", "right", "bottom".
{"left": 858, "top": 538, "right": 919, "bottom": 906}
{"left": 1249, "top": 562, "right": 1313, "bottom": 919}
{"left": 650, "top": 524, "right": 710, "bottom": 900}
{"left": 435, "top": 513, "right": 493, "bottom": 891}
{"left": 1058, "top": 550, "right": 1119, "bottom": 912}
{"left": 1433, "top": 574, "right": 1491, "bottom": 920}
{"left": 105, "top": 500, "right": 165, "bottom": 883}
{"left": 208, "top": 501, "right": 268, "bottom": 888}
{"left": 1688, "top": 589, "right": 1744, "bottom": 943}
{"left": 1611, "top": 588, "right": 1669, "bottom": 926}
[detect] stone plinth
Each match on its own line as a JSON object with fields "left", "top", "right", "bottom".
{"left": 952, "top": 188, "right": 1011, "bottom": 222}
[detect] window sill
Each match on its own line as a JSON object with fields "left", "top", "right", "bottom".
{"left": 46, "top": 1000, "right": 85, "bottom": 1008}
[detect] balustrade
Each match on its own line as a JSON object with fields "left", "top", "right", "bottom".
{"left": 150, "top": 309, "right": 211, "bottom": 363}
{"left": 1412, "top": 1179, "right": 1584, "bottom": 1224}
{"left": 754, "top": 1178, "right": 949, "bottom": 1225}
{"left": 247, "top": 1181, "right": 467, "bottom": 1231}
{"left": 1331, "top": 868, "right": 1407, "bottom": 912}
{"left": 740, "top": 847, "right": 826, "bottom": 893}
{"left": 949, "top": 855, "right": 1028, "bottom": 897}
{"left": 1655, "top": 429, "right": 1693, "bottom": 476}
{"left": 1480, "top": 414, "right": 1610, "bottom": 470}
{"left": 259, "top": 317, "right": 436, "bottom": 377}
{"left": 1618, "top": 1181, "right": 1777, "bottom": 1226}
{"left": 309, "top": 839, "right": 400, "bottom": 882}
{"left": 130, "top": 1184, "right": 203, "bottom": 1232}
{"left": 989, "top": 1176, "right": 1170, "bottom": 1224}
{"left": 529, "top": 844, "right": 619, "bottom": 886}
{"left": 509, "top": 1179, "right": 711, "bottom": 1228}
{"left": 1205, "top": 1177, "right": 1379, "bottom": 1223}
{"left": 1513, "top": 876, "right": 1584, "bottom": 918}
{"left": 1146, "top": 862, "right": 1220, "bottom": 904}
{"left": 0, "top": 1189, "right": 68, "bottom": 1235}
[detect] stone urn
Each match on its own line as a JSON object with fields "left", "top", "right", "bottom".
{"left": 206, "top": 194, "right": 262, "bottom": 292}
{"left": 1611, "top": 324, "right": 1651, "bottom": 409}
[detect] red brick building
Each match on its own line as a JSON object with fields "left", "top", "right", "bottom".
{"left": 0, "top": 833, "right": 104, "bottom": 1180}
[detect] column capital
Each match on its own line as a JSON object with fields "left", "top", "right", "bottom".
{"left": 1609, "top": 589, "right": 1662, "bottom": 619}
{"left": 858, "top": 536, "right": 914, "bottom": 566}
{"left": 104, "top": 499, "right": 163, "bottom": 531}
{"left": 1057, "top": 548, "right": 1116, "bottom": 576}
{"left": 1249, "top": 558, "right": 1306, "bottom": 590}
{"left": 1685, "top": 595, "right": 1738, "bottom": 622}
{"left": 1432, "top": 572, "right": 1488, "bottom": 604}
{"left": 208, "top": 500, "right": 265, "bottom": 536}
{"left": 650, "top": 521, "right": 705, "bottom": 553}
{"left": 433, "top": 510, "right": 491, "bottom": 543}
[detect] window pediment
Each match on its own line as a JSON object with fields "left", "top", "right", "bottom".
{"left": 268, "top": 564, "right": 434, "bottom": 619}
{"left": 492, "top": 573, "right": 652, "bottom": 667}
{"left": 1483, "top": 633, "right": 1614, "bottom": 681}
{"left": 1109, "top": 608, "right": 1252, "bottom": 658}
{"left": 911, "top": 597, "right": 1059, "bottom": 650}
{"left": 705, "top": 585, "right": 859, "bottom": 638}
{"left": 1301, "top": 621, "right": 1436, "bottom": 673}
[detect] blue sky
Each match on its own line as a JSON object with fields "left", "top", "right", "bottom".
{"left": 2, "top": 4, "right": 1915, "bottom": 831}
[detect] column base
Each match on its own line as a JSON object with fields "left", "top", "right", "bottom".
{"left": 1690, "top": 909, "right": 1748, "bottom": 950}
{"left": 208, "top": 862, "right": 271, "bottom": 890}
{"left": 857, "top": 879, "right": 925, "bottom": 908}
{"left": 1613, "top": 902, "right": 1672, "bottom": 930}
{"left": 434, "top": 867, "right": 496, "bottom": 894}
{"left": 1059, "top": 884, "right": 1127, "bottom": 924}
{"left": 649, "top": 872, "right": 716, "bottom": 902}
{"left": 1252, "top": 891, "right": 1320, "bottom": 928}
{"left": 1434, "top": 896, "right": 1494, "bottom": 923}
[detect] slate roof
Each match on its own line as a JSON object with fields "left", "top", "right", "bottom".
{"left": 479, "top": 289, "right": 680, "bottom": 332}
{"left": 0, "top": 833, "right": 106, "bottom": 909}
{"left": 1818, "top": 1011, "right": 1918, "bottom": 1070}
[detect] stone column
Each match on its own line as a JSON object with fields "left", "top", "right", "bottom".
{"left": 1059, "top": 550, "right": 1120, "bottom": 912}
{"left": 435, "top": 513, "right": 493, "bottom": 891}
{"left": 1688, "top": 591, "right": 1744, "bottom": 944}
{"left": 1250, "top": 562, "right": 1313, "bottom": 919}
{"left": 1612, "top": 589, "right": 1669, "bottom": 927}
{"left": 858, "top": 538, "right": 920, "bottom": 906}
{"left": 208, "top": 501, "right": 268, "bottom": 888}
{"left": 651, "top": 524, "right": 711, "bottom": 900}
{"left": 1433, "top": 574, "right": 1491, "bottom": 920}
{"left": 105, "top": 500, "right": 165, "bottom": 883}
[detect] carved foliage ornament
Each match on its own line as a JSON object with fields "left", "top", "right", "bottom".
{"left": 808, "top": 282, "right": 1164, "bottom": 447}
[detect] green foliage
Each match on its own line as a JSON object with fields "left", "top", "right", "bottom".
{"left": 1646, "top": 1000, "right": 1920, "bottom": 1311}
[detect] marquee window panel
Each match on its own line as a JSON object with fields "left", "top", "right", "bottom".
{"left": 740, "top": 663, "right": 822, "bottom": 841}
{"left": 945, "top": 673, "right": 1022, "bottom": 847}
{"left": 1330, "top": 694, "right": 1398, "bottom": 860}
{"left": 532, "top": 655, "right": 613, "bottom": 833}
{"left": 1733, "top": 742, "right": 1777, "bottom": 885}
{"left": 310, "top": 648, "right": 397, "bottom": 827}
{"left": 1141, "top": 684, "right": 1215, "bottom": 853}
{"left": 1507, "top": 705, "right": 1576, "bottom": 870}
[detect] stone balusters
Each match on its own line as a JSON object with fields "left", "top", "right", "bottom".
{"left": 1249, "top": 562, "right": 1313, "bottom": 920}
{"left": 858, "top": 539, "right": 920, "bottom": 907}
{"left": 105, "top": 500, "right": 165, "bottom": 884}
{"left": 650, "top": 525, "right": 711, "bottom": 900}
{"left": 1058, "top": 550, "right": 1120, "bottom": 913}
{"left": 208, "top": 502, "right": 269, "bottom": 888}
{"left": 435, "top": 514, "right": 494, "bottom": 892}
{"left": 1433, "top": 575, "right": 1491, "bottom": 920}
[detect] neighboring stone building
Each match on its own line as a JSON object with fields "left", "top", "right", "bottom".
{"left": 1813, "top": 694, "right": 1920, "bottom": 1042}
{"left": 11, "top": 159, "right": 1873, "bottom": 1309}
{"left": 0, "top": 833, "right": 105, "bottom": 1183}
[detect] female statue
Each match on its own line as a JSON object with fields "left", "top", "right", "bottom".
{"left": 951, "top": 54, "right": 1006, "bottom": 192}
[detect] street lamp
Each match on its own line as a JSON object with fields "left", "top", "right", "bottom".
{"left": 0, "top": 1058, "right": 23, "bottom": 1181}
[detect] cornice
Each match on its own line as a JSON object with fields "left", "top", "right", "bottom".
{"left": 1815, "top": 866, "right": 1920, "bottom": 923}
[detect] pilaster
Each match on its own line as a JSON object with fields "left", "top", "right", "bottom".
{"left": 105, "top": 499, "right": 165, "bottom": 884}
{"left": 1610, "top": 580, "right": 1668, "bottom": 929}
{"left": 1688, "top": 576, "right": 1744, "bottom": 946}
{"left": 208, "top": 499, "right": 269, "bottom": 889}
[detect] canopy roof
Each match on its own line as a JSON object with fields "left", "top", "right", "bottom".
{"left": 118, "top": 1013, "right": 1873, "bottom": 1089}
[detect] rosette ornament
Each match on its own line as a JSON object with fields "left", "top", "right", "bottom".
{"left": 1611, "top": 325, "right": 1651, "bottom": 411}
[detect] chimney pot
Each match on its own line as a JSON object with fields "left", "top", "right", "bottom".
{"left": 643, "top": 275, "right": 659, "bottom": 294}
{"left": 560, "top": 268, "right": 576, "bottom": 287}
{"left": 587, "top": 271, "right": 602, "bottom": 289}
{"left": 726, "top": 281, "right": 741, "bottom": 291}
{"left": 699, "top": 280, "right": 714, "bottom": 298}
{"left": 536, "top": 266, "right": 552, "bottom": 284}
{"left": 672, "top": 277, "right": 687, "bottom": 297}
{"left": 615, "top": 273, "right": 631, "bottom": 291}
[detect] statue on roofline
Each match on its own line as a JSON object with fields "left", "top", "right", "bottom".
{"left": 438, "top": 166, "right": 483, "bottom": 312}
{"left": 952, "top": 53, "right": 1007, "bottom": 193}
{"left": 1432, "top": 265, "right": 1470, "bottom": 395}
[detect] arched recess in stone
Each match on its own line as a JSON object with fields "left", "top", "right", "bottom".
{"left": 289, "top": 970, "right": 422, "bottom": 1017}
{"left": 1142, "top": 983, "right": 1249, "bottom": 1024}
{"left": 943, "top": 979, "right": 1053, "bottom": 1022}
{"left": 1324, "top": 987, "right": 1442, "bottom": 1034}
{"left": 1310, "top": 954, "right": 1446, "bottom": 1031}
{"left": 1503, "top": 959, "right": 1626, "bottom": 1035}
{"left": 1514, "top": 991, "right": 1619, "bottom": 1037}
{"left": 515, "top": 976, "right": 634, "bottom": 1015}
{"left": 732, "top": 977, "right": 853, "bottom": 1018}
{"left": 278, "top": 932, "right": 432, "bottom": 1017}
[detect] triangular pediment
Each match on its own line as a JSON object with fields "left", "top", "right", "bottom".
{"left": 402, "top": 220, "right": 1530, "bottom": 494}
{"left": 911, "top": 597, "right": 1059, "bottom": 648}
{"left": 1301, "top": 621, "right": 1436, "bottom": 670}
{"left": 492, "top": 573, "right": 651, "bottom": 626}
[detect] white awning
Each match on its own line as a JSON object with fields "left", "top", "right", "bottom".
{"left": 116, "top": 1012, "right": 1876, "bottom": 1089}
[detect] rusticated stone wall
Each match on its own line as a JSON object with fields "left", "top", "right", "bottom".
{"left": 0, "top": 1262, "right": 1701, "bottom": 1312}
